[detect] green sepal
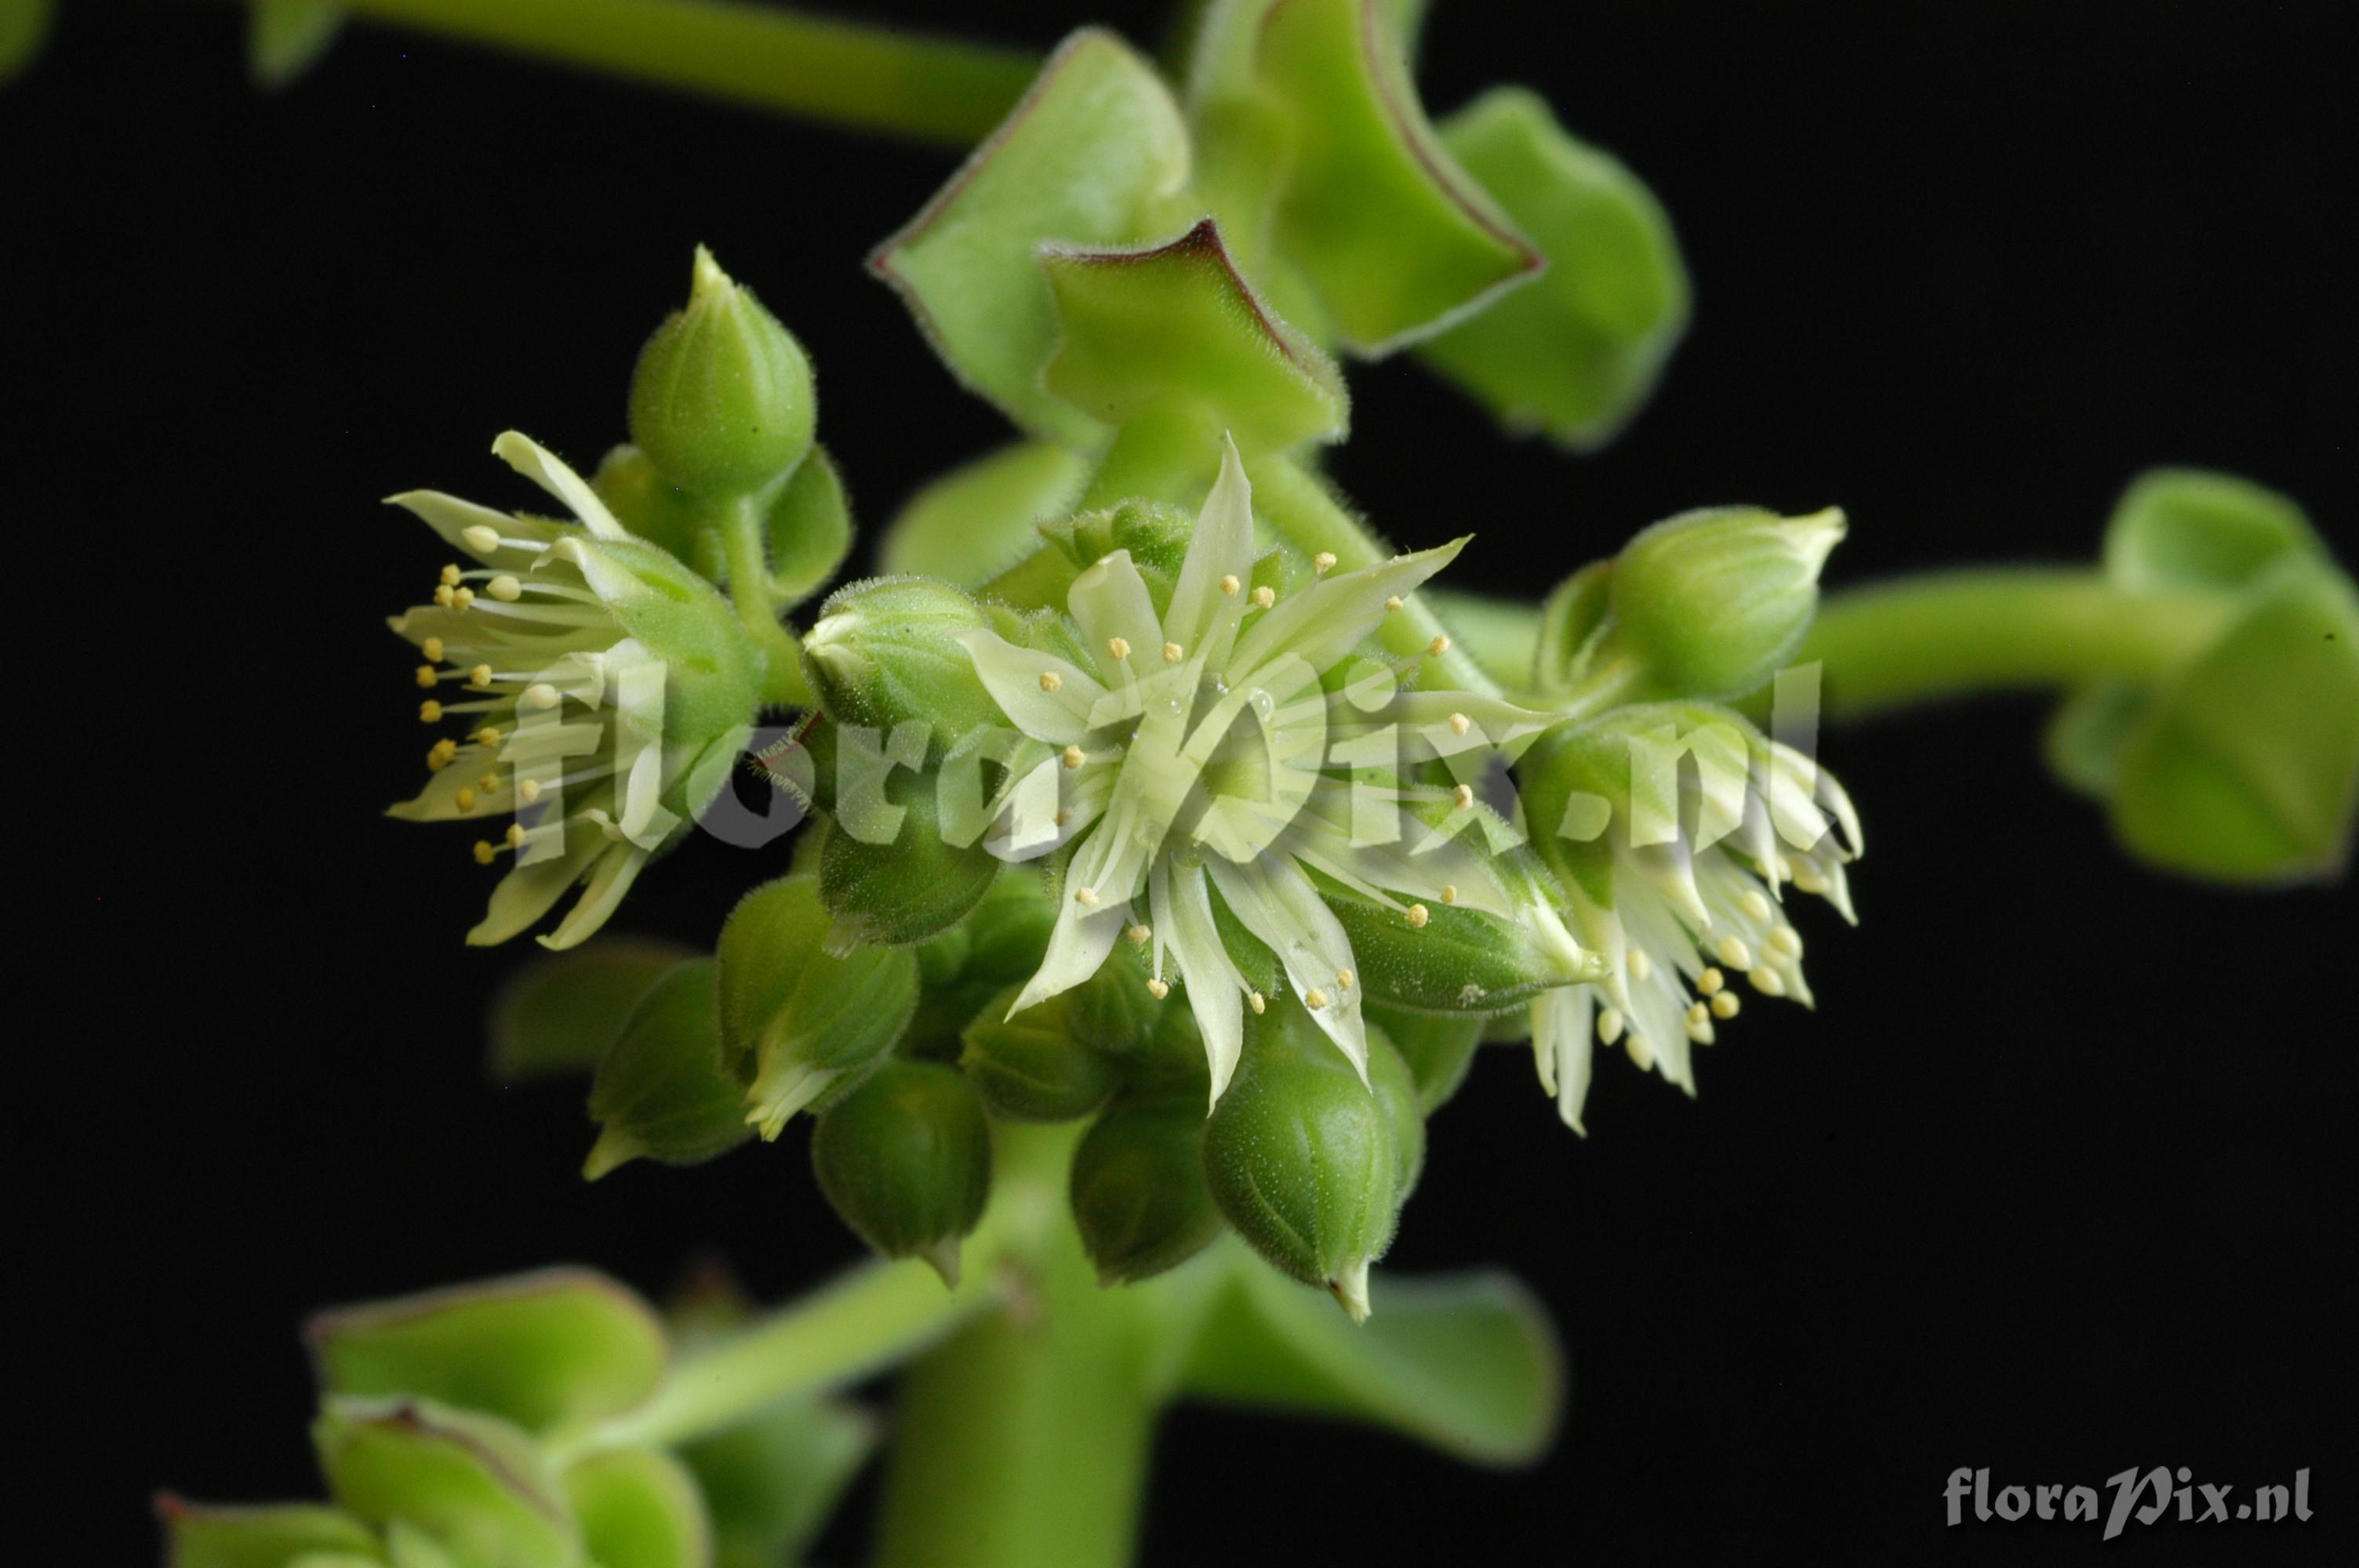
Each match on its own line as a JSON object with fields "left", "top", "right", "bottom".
{"left": 1036, "top": 497, "right": 1195, "bottom": 582}
{"left": 1417, "top": 87, "right": 1688, "bottom": 449}
{"left": 2108, "top": 564, "right": 2359, "bottom": 883}
{"left": 869, "top": 30, "right": 1191, "bottom": 445}
{"left": 1532, "top": 559, "right": 1613, "bottom": 694}
{"left": 1179, "top": 1252, "right": 1562, "bottom": 1465}
{"left": 1366, "top": 1003, "right": 1481, "bottom": 1113}
{"left": 2102, "top": 468, "right": 2324, "bottom": 593}
{"left": 559, "top": 1448, "right": 711, "bottom": 1568}
{"left": 249, "top": 0, "right": 343, "bottom": 88}
{"left": 674, "top": 1398, "right": 877, "bottom": 1568}
{"left": 810, "top": 1060, "right": 994, "bottom": 1287}
{"left": 1253, "top": 0, "right": 1539, "bottom": 354}
{"left": 716, "top": 876, "right": 921, "bottom": 1137}
{"left": 486, "top": 938, "right": 694, "bottom": 1083}
{"left": 880, "top": 441, "right": 1090, "bottom": 586}
{"left": 1324, "top": 889, "right": 1576, "bottom": 1015}
{"left": 584, "top": 957, "right": 752, "bottom": 1178}
{"left": 1201, "top": 1000, "right": 1406, "bottom": 1319}
{"left": 765, "top": 444, "right": 854, "bottom": 608}
{"left": 1040, "top": 218, "right": 1348, "bottom": 452}
{"left": 960, "top": 985, "right": 1125, "bottom": 1122}
{"left": 307, "top": 1271, "right": 669, "bottom": 1436}
{"left": 1070, "top": 1093, "right": 1228, "bottom": 1285}
{"left": 588, "top": 446, "right": 712, "bottom": 573}
{"left": 818, "top": 764, "right": 1002, "bottom": 949}
{"left": 157, "top": 1497, "right": 380, "bottom": 1568}
{"left": 311, "top": 1399, "right": 578, "bottom": 1568}
{"left": 559, "top": 535, "right": 765, "bottom": 753}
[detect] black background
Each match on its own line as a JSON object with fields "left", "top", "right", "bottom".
{"left": 20, "top": 1, "right": 2354, "bottom": 1561}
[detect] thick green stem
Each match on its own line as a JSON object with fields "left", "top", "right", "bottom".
{"left": 720, "top": 497, "right": 813, "bottom": 708}
{"left": 1797, "top": 568, "right": 2234, "bottom": 718}
{"left": 1244, "top": 454, "right": 1505, "bottom": 696}
{"left": 314, "top": 0, "right": 1038, "bottom": 145}
{"left": 868, "top": 1123, "right": 1165, "bottom": 1568}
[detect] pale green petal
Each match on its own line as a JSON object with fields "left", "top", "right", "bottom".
{"left": 1156, "top": 859, "right": 1247, "bottom": 1105}
{"left": 468, "top": 823, "right": 606, "bottom": 946}
{"left": 1205, "top": 855, "right": 1369, "bottom": 1082}
{"left": 1009, "top": 895, "right": 1130, "bottom": 1014}
{"left": 388, "top": 488, "right": 562, "bottom": 564}
{"left": 1326, "top": 688, "right": 1558, "bottom": 764}
{"left": 539, "top": 842, "right": 652, "bottom": 950}
{"left": 1064, "top": 548, "right": 1165, "bottom": 683}
{"left": 493, "top": 430, "right": 628, "bottom": 539}
{"left": 958, "top": 629, "right": 1117, "bottom": 746}
{"left": 1161, "top": 434, "right": 1257, "bottom": 662}
{"left": 1530, "top": 985, "right": 1595, "bottom": 1134}
{"left": 1228, "top": 537, "right": 1470, "bottom": 688}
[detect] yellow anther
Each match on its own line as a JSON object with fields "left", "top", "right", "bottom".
{"left": 1698, "top": 967, "right": 1726, "bottom": 996}
{"left": 462, "top": 524, "right": 502, "bottom": 554}
{"left": 472, "top": 840, "right": 497, "bottom": 865}
{"left": 1716, "top": 935, "right": 1753, "bottom": 970}
{"left": 476, "top": 727, "right": 502, "bottom": 749}
{"left": 1427, "top": 633, "right": 1452, "bottom": 657}
{"left": 478, "top": 772, "right": 498, "bottom": 793}
{"left": 451, "top": 586, "right": 476, "bottom": 611}
{"left": 453, "top": 788, "right": 477, "bottom": 814}
{"left": 1074, "top": 886, "right": 1100, "bottom": 907}
{"left": 418, "top": 700, "right": 443, "bottom": 723}
{"left": 1053, "top": 808, "right": 1074, "bottom": 827}
{"left": 1219, "top": 574, "right": 1241, "bottom": 595}
{"left": 1405, "top": 903, "right": 1430, "bottom": 929}
{"left": 1628, "top": 947, "right": 1652, "bottom": 982}
{"left": 1448, "top": 711, "right": 1471, "bottom": 736}
{"left": 1598, "top": 1007, "right": 1626, "bottom": 1045}
{"left": 1312, "top": 551, "right": 1337, "bottom": 574}
{"left": 1626, "top": 1033, "right": 1655, "bottom": 1071}
{"left": 1770, "top": 924, "right": 1803, "bottom": 958}
{"left": 1451, "top": 783, "right": 1474, "bottom": 810}
{"left": 1710, "top": 990, "right": 1741, "bottom": 1020}
{"left": 1125, "top": 924, "right": 1151, "bottom": 946}
{"left": 1162, "top": 641, "right": 1184, "bottom": 663}
{"left": 1107, "top": 637, "right": 1130, "bottom": 662}
{"left": 469, "top": 663, "right": 493, "bottom": 687}
{"left": 488, "top": 575, "right": 522, "bottom": 602}
{"left": 1038, "top": 670, "right": 1063, "bottom": 693}
{"left": 1441, "top": 884, "right": 1458, "bottom": 905}
{"left": 1750, "top": 966, "right": 1788, "bottom": 998}
{"left": 1251, "top": 585, "right": 1276, "bottom": 609}
{"left": 518, "top": 779, "right": 542, "bottom": 804}
{"left": 1792, "top": 863, "right": 1830, "bottom": 895}
{"left": 1304, "top": 987, "right": 1329, "bottom": 1011}
{"left": 434, "top": 584, "right": 456, "bottom": 608}
{"left": 1146, "top": 978, "right": 1171, "bottom": 1000}
{"left": 1062, "top": 745, "right": 1085, "bottom": 770}
{"left": 440, "top": 564, "right": 462, "bottom": 588}
{"left": 505, "top": 823, "right": 527, "bottom": 849}
{"left": 1741, "top": 889, "right": 1774, "bottom": 923}
{"left": 1248, "top": 990, "right": 1267, "bottom": 1014}
{"left": 1686, "top": 1001, "right": 1710, "bottom": 1027}
{"left": 421, "top": 637, "right": 444, "bottom": 662}
{"left": 1336, "top": 968, "right": 1354, "bottom": 991}
{"left": 525, "top": 683, "right": 560, "bottom": 710}
{"left": 1383, "top": 595, "right": 1405, "bottom": 612}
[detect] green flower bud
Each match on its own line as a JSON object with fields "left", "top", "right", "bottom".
{"left": 818, "top": 768, "right": 1002, "bottom": 948}
{"left": 1605, "top": 506, "right": 1847, "bottom": 699}
{"left": 583, "top": 958, "right": 752, "bottom": 1179}
{"left": 629, "top": 247, "right": 815, "bottom": 498}
{"left": 801, "top": 576, "right": 1002, "bottom": 739}
{"left": 960, "top": 985, "right": 1125, "bottom": 1122}
{"left": 717, "top": 876, "right": 919, "bottom": 1138}
{"left": 809, "top": 1060, "right": 992, "bottom": 1287}
{"left": 1070, "top": 1094, "right": 1227, "bottom": 1285}
{"left": 1202, "top": 1001, "right": 1411, "bottom": 1321}
{"left": 1036, "top": 498, "right": 1194, "bottom": 582}
{"left": 1367, "top": 1003, "right": 1483, "bottom": 1114}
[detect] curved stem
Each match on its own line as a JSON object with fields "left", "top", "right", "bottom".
{"left": 1797, "top": 568, "right": 2234, "bottom": 718}
{"left": 720, "top": 497, "right": 813, "bottom": 708}
{"left": 314, "top": 0, "right": 1038, "bottom": 146}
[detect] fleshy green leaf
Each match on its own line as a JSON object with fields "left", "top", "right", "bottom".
{"left": 586, "top": 958, "right": 754, "bottom": 1179}
{"left": 1417, "top": 86, "right": 1688, "bottom": 449}
{"left": 2110, "top": 564, "right": 2359, "bottom": 883}
{"left": 1180, "top": 1248, "right": 1562, "bottom": 1465}
{"left": 765, "top": 445, "right": 853, "bottom": 608}
{"left": 1040, "top": 218, "right": 1348, "bottom": 452}
{"left": 878, "top": 441, "right": 1090, "bottom": 585}
{"left": 249, "top": 0, "right": 343, "bottom": 88}
{"left": 676, "top": 1399, "right": 878, "bottom": 1568}
{"left": 1253, "top": 0, "right": 1539, "bottom": 353}
{"left": 488, "top": 939, "right": 695, "bottom": 1083}
{"left": 157, "top": 1498, "right": 381, "bottom": 1568}
{"left": 2103, "top": 469, "right": 2323, "bottom": 594}
{"left": 308, "top": 1272, "right": 669, "bottom": 1434}
{"left": 561, "top": 1448, "right": 711, "bottom": 1568}
{"left": 313, "top": 1400, "right": 580, "bottom": 1568}
{"left": 870, "top": 29, "right": 1191, "bottom": 444}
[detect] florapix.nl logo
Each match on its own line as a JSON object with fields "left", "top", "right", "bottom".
{"left": 1945, "top": 1467, "right": 2312, "bottom": 1539}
